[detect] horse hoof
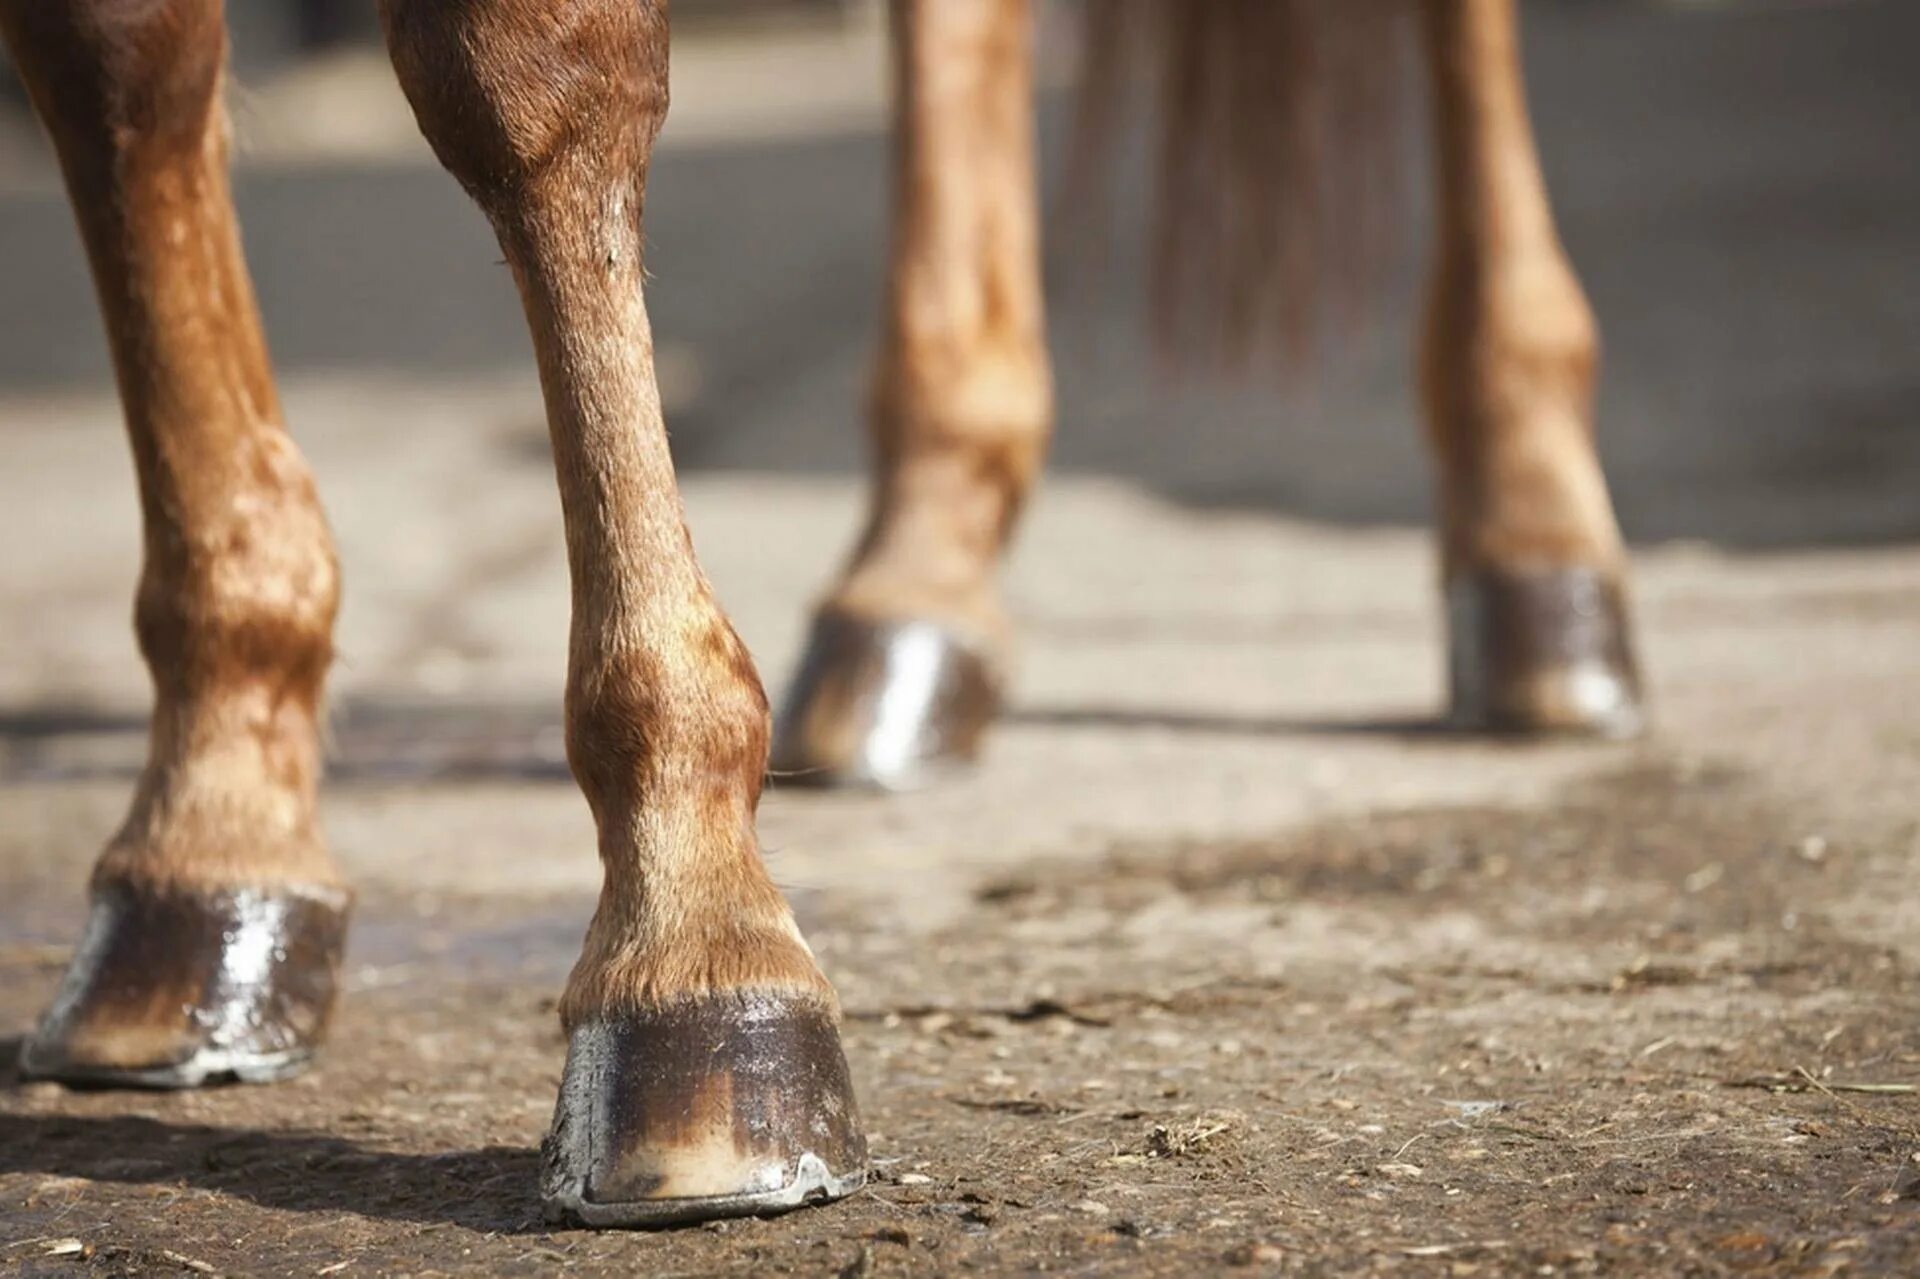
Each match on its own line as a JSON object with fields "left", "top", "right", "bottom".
{"left": 770, "top": 610, "right": 1001, "bottom": 790}
{"left": 541, "top": 995, "right": 868, "bottom": 1228}
{"left": 1446, "top": 565, "right": 1646, "bottom": 738}
{"left": 18, "top": 881, "right": 350, "bottom": 1089}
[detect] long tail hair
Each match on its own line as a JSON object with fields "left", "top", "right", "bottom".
{"left": 1073, "top": 0, "right": 1415, "bottom": 369}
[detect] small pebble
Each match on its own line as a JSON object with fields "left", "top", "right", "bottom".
{"left": 1226, "top": 1241, "right": 1285, "bottom": 1266}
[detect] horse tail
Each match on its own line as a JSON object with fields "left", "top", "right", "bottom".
{"left": 1072, "top": 0, "right": 1416, "bottom": 369}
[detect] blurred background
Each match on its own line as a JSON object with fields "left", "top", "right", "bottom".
{"left": 0, "top": 0, "right": 1915, "bottom": 854}
{"left": 0, "top": 0, "right": 1911, "bottom": 546}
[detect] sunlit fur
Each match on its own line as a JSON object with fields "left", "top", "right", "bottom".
{"left": 822, "top": 0, "right": 1052, "bottom": 669}
{"left": 1419, "top": 0, "right": 1625, "bottom": 583}
{"left": 379, "top": 0, "right": 832, "bottom": 1025}
{"left": 0, "top": 0, "right": 342, "bottom": 899}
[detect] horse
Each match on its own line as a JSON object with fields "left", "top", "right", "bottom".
{"left": 3, "top": 0, "right": 1641, "bottom": 1228}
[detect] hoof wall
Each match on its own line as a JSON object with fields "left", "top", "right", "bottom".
{"left": 18, "top": 881, "right": 350, "bottom": 1089}
{"left": 1447, "top": 566, "right": 1646, "bottom": 738}
{"left": 771, "top": 611, "right": 1001, "bottom": 790}
{"left": 541, "top": 997, "right": 868, "bottom": 1228}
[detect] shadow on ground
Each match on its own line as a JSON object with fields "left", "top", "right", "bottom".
{"left": 0, "top": 697, "right": 1476, "bottom": 785}
{"left": 0, "top": 1106, "right": 540, "bottom": 1233}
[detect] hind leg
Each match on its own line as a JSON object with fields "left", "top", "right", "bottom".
{"left": 1, "top": 1, "right": 348, "bottom": 1086}
{"left": 772, "top": 0, "right": 1050, "bottom": 789}
{"left": 381, "top": 0, "right": 864, "bottom": 1224}
{"left": 1419, "top": 0, "right": 1644, "bottom": 735}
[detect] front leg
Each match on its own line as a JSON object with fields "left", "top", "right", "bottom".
{"left": 380, "top": 0, "right": 864, "bottom": 1225}
{"left": 2, "top": 0, "right": 348, "bottom": 1088}
{"left": 1420, "top": 0, "right": 1645, "bottom": 735}
{"left": 772, "top": 0, "right": 1051, "bottom": 789}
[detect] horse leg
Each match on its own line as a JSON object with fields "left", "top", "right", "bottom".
{"left": 1420, "top": 0, "right": 1644, "bottom": 734}
{"left": 380, "top": 0, "right": 865, "bottom": 1225}
{"left": 771, "top": 0, "right": 1050, "bottom": 788}
{"left": 2, "top": 1, "right": 348, "bottom": 1087}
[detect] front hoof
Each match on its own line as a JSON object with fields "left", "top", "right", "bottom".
{"left": 19, "top": 881, "right": 350, "bottom": 1089}
{"left": 1446, "top": 566, "right": 1646, "bottom": 738}
{"left": 770, "top": 611, "right": 1001, "bottom": 790}
{"left": 541, "top": 996, "right": 868, "bottom": 1228}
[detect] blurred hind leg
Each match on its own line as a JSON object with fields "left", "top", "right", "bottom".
{"left": 1419, "top": 0, "right": 1644, "bottom": 735}
{"left": 1, "top": 0, "right": 349, "bottom": 1086}
{"left": 772, "top": 0, "right": 1050, "bottom": 789}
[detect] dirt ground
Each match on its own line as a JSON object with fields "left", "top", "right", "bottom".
{"left": 4, "top": 753, "right": 1917, "bottom": 1277}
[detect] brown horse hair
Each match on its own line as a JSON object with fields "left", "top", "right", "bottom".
{"left": 1072, "top": 0, "right": 1416, "bottom": 371}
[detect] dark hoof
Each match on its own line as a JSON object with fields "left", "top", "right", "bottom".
{"left": 770, "top": 611, "right": 1001, "bottom": 790}
{"left": 18, "top": 881, "right": 351, "bottom": 1089}
{"left": 1446, "top": 566, "right": 1646, "bottom": 737}
{"left": 541, "top": 996, "right": 868, "bottom": 1228}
